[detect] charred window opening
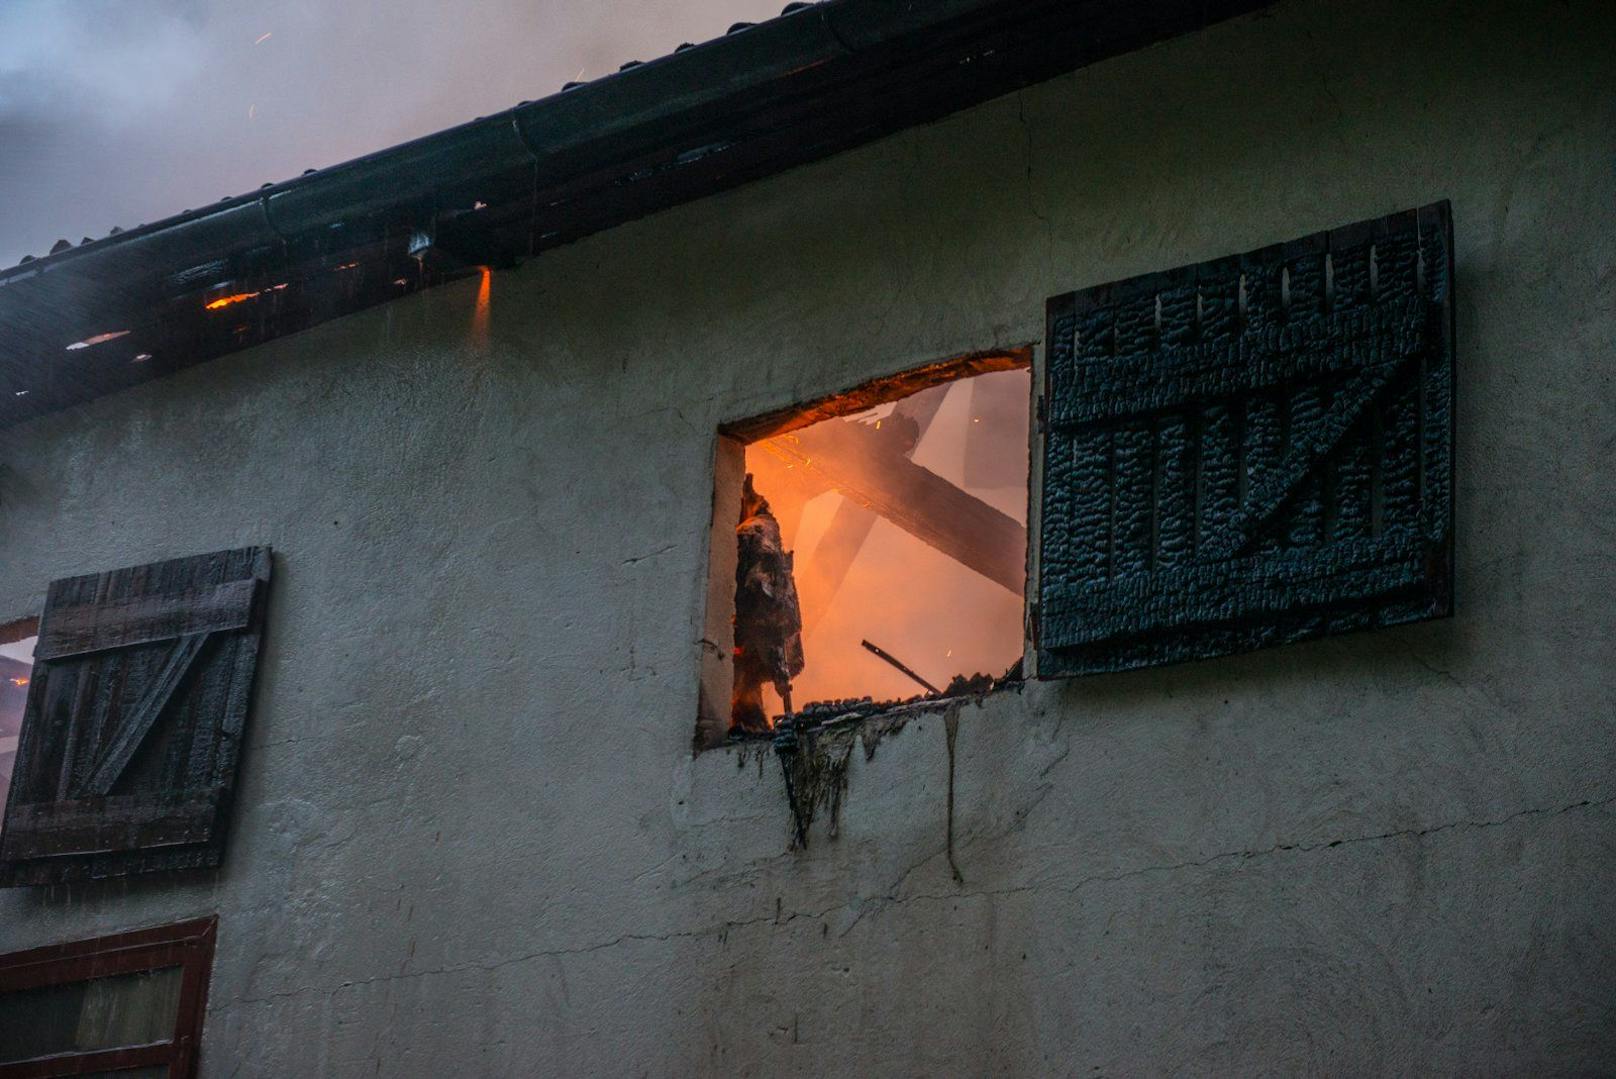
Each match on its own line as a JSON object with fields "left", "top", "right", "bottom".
{"left": 698, "top": 351, "right": 1032, "bottom": 749}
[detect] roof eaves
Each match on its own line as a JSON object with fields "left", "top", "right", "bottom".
{"left": 0, "top": 0, "right": 1276, "bottom": 425}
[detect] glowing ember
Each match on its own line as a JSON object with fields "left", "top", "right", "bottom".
{"left": 204, "top": 283, "right": 287, "bottom": 310}
{"left": 65, "top": 330, "right": 131, "bottom": 350}
{"left": 8, "top": 678, "right": 26, "bottom": 687}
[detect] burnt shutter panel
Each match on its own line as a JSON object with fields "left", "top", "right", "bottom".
{"left": 0, "top": 547, "right": 271, "bottom": 886}
{"left": 1037, "top": 203, "right": 1453, "bottom": 676}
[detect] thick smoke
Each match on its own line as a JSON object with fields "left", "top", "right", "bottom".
{"left": 0, "top": 0, "right": 786, "bottom": 267}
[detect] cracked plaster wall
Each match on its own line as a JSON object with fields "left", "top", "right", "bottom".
{"left": 1, "top": 1, "right": 1613, "bottom": 1074}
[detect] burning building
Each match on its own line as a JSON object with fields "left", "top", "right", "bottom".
{"left": 0, "top": 1, "right": 1614, "bottom": 1075}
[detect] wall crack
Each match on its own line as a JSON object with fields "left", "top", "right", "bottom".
{"left": 222, "top": 793, "right": 1613, "bottom": 1010}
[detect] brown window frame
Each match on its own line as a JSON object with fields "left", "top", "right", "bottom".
{"left": 0, "top": 915, "right": 216, "bottom": 1079}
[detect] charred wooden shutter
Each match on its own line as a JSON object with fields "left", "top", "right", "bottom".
{"left": 1037, "top": 204, "right": 1453, "bottom": 676}
{"left": 0, "top": 547, "right": 271, "bottom": 885}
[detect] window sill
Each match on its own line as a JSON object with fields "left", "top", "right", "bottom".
{"left": 717, "top": 665, "right": 1024, "bottom": 753}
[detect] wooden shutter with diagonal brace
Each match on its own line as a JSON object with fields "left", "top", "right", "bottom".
{"left": 0, "top": 547, "right": 271, "bottom": 886}
{"left": 1037, "top": 203, "right": 1454, "bottom": 676}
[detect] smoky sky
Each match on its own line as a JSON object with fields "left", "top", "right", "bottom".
{"left": 0, "top": 0, "right": 787, "bottom": 268}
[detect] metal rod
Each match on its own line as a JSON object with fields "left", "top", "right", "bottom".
{"left": 860, "top": 639, "right": 941, "bottom": 695}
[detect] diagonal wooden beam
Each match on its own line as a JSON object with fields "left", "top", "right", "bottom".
{"left": 758, "top": 412, "right": 1027, "bottom": 596}
{"left": 1204, "top": 355, "right": 1416, "bottom": 560}
{"left": 799, "top": 386, "right": 951, "bottom": 631}
{"left": 82, "top": 633, "right": 210, "bottom": 797}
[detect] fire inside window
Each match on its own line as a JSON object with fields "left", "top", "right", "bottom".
{"left": 0, "top": 628, "right": 35, "bottom": 810}
{"left": 702, "top": 354, "right": 1031, "bottom": 747}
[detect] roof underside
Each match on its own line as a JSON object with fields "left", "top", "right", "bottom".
{"left": 0, "top": 0, "right": 1271, "bottom": 426}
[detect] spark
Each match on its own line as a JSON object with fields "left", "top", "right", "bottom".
{"left": 248, "top": 103, "right": 256, "bottom": 121}
{"left": 9, "top": 677, "right": 27, "bottom": 687}
{"left": 254, "top": 32, "right": 272, "bottom": 45}
{"left": 65, "top": 330, "right": 131, "bottom": 350}
{"left": 132, "top": 353, "right": 152, "bottom": 363}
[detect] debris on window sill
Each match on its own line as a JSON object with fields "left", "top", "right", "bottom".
{"left": 726, "top": 658, "right": 1023, "bottom": 746}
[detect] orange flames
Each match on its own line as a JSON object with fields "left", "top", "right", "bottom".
{"left": 8, "top": 678, "right": 26, "bottom": 687}
{"left": 204, "top": 282, "right": 287, "bottom": 310}
{"left": 741, "top": 367, "right": 1031, "bottom": 713}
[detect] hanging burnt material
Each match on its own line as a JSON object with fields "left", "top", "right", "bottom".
{"left": 731, "top": 474, "right": 804, "bottom": 735}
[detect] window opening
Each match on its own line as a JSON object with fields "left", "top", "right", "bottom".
{"left": 0, "top": 619, "right": 37, "bottom": 813}
{"left": 700, "top": 352, "right": 1031, "bottom": 748}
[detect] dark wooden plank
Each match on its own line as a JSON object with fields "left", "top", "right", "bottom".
{"left": 1155, "top": 412, "right": 1195, "bottom": 566}
{"left": 35, "top": 579, "right": 257, "bottom": 661}
{"left": 1197, "top": 402, "right": 1239, "bottom": 556}
{"left": 1109, "top": 422, "right": 1154, "bottom": 574}
{"left": 1042, "top": 535, "right": 1435, "bottom": 648}
{"left": 82, "top": 633, "right": 210, "bottom": 797}
{"left": 0, "top": 793, "right": 218, "bottom": 860}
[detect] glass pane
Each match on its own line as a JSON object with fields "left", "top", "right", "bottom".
{"left": 0, "top": 965, "right": 182, "bottom": 1063}
{"left": 0, "top": 633, "right": 35, "bottom": 807}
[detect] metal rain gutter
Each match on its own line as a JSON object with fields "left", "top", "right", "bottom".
{"left": 0, "top": 0, "right": 1271, "bottom": 425}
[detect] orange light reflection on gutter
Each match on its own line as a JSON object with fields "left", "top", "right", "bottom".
{"left": 470, "top": 267, "right": 492, "bottom": 344}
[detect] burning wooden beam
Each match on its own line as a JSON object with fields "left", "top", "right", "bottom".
{"left": 750, "top": 412, "right": 1026, "bottom": 596}
{"left": 797, "top": 386, "right": 949, "bottom": 631}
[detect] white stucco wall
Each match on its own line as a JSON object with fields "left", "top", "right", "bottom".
{"left": 2, "top": 1, "right": 1613, "bottom": 1073}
